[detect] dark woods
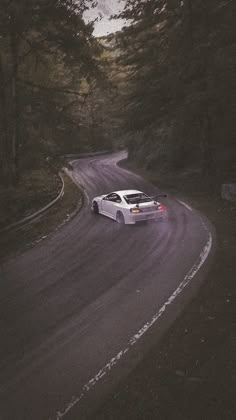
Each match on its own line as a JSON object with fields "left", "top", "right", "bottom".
{"left": 114, "top": 0, "right": 236, "bottom": 182}
{"left": 0, "top": 0, "right": 106, "bottom": 186}
{"left": 0, "top": 0, "right": 235, "bottom": 187}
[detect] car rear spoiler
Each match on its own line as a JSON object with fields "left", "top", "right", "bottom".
{"left": 151, "top": 193, "right": 168, "bottom": 200}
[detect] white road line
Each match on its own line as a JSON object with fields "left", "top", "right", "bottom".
{"left": 82, "top": 188, "right": 90, "bottom": 206}
{"left": 50, "top": 216, "right": 212, "bottom": 420}
{"left": 178, "top": 200, "right": 193, "bottom": 212}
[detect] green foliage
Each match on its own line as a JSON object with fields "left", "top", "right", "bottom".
{"left": 0, "top": 0, "right": 106, "bottom": 185}
{"left": 113, "top": 0, "right": 236, "bottom": 178}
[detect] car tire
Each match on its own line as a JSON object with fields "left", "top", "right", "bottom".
{"left": 92, "top": 201, "right": 99, "bottom": 215}
{"left": 116, "top": 211, "right": 125, "bottom": 224}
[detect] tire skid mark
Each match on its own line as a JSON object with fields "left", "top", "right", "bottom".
{"left": 50, "top": 214, "right": 212, "bottom": 420}
{"left": 178, "top": 200, "right": 193, "bottom": 212}
{"left": 0, "top": 221, "right": 170, "bottom": 373}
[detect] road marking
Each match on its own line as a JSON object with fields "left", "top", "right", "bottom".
{"left": 82, "top": 188, "right": 90, "bottom": 206}
{"left": 50, "top": 221, "right": 212, "bottom": 420}
{"left": 178, "top": 200, "right": 193, "bottom": 212}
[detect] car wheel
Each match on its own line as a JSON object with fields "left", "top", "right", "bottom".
{"left": 116, "top": 211, "right": 125, "bottom": 224}
{"left": 92, "top": 201, "right": 99, "bottom": 215}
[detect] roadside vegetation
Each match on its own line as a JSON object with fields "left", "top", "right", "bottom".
{"left": 0, "top": 168, "right": 61, "bottom": 229}
{"left": 0, "top": 0, "right": 107, "bottom": 186}
{"left": 111, "top": 0, "right": 236, "bottom": 187}
{"left": 0, "top": 171, "right": 82, "bottom": 261}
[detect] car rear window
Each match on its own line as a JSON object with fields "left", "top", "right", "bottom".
{"left": 124, "top": 193, "right": 152, "bottom": 204}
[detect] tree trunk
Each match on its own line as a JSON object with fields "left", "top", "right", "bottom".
{"left": 10, "top": 31, "right": 20, "bottom": 185}
{"left": 0, "top": 52, "right": 11, "bottom": 185}
{"left": 187, "top": 0, "right": 194, "bottom": 46}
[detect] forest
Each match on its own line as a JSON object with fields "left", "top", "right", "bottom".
{"left": 0, "top": 0, "right": 235, "bottom": 189}
{"left": 112, "top": 0, "right": 236, "bottom": 183}
{"left": 0, "top": 0, "right": 111, "bottom": 188}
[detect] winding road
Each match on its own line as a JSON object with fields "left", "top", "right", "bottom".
{"left": 0, "top": 152, "right": 215, "bottom": 420}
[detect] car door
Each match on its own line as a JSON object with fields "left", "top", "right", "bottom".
{"left": 109, "top": 193, "right": 122, "bottom": 218}
{"left": 102, "top": 193, "right": 121, "bottom": 219}
{"left": 101, "top": 193, "right": 116, "bottom": 217}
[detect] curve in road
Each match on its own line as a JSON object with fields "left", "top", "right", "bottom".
{"left": 0, "top": 152, "right": 215, "bottom": 420}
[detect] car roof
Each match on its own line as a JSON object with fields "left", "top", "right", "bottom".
{"left": 112, "top": 190, "right": 143, "bottom": 197}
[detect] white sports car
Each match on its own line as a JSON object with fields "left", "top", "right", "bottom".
{"left": 91, "top": 189, "right": 167, "bottom": 224}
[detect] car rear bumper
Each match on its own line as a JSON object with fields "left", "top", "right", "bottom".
{"left": 127, "top": 211, "right": 167, "bottom": 224}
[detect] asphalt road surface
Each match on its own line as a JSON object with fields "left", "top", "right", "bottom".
{"left": 0, "top": 152, "right": 215, "bottom": 420}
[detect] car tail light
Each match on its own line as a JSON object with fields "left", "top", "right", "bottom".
{"left": 130, "top": 207, "right": 141, "bottom": 214}
{"left": 158, "top": 205, "right": 167, "bottom": 211}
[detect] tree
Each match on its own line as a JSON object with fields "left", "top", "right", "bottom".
{"left": 0, "top": 0, "right": 102, "bottom": 185}
{"left": 112, "top": 0, "right": 236, "bottom": 178}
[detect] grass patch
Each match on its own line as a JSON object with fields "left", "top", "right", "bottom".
{"left": 0, "top": 172, "right": 82, "bottom": 262}
{"left": 93, "top": 158, "right": 236, "bottom": 420}
{"left": 0, "top": 169, "right": 61, "bottom": 229}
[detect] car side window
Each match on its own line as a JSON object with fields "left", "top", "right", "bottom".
{"left": 106, "top": 193, "right": 115, "bottom": 201}
{"left": 107, "top": 193, "right": 121, "bottom": 203}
